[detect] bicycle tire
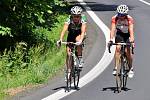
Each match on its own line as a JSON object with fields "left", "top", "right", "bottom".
{"left": 122, "top": 57, "right": 129, "bottom": 90}
{"left": 66, "top": 55, "right": 73, "bottom": 91}
{"left": 115, "top": 69, "right": 122, "bottom": 93}
{"left": 73, "top": 56, "right": 80, "bottom": 89}
{"left": 116, "top": 56, "right": 128, "bottom": 93}
{"left": 115, "top": 58, "right": 124, "bottom": 93}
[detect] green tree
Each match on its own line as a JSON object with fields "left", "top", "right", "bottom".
{"left": 0, "top": 0, "right": 68, "bottom": 49}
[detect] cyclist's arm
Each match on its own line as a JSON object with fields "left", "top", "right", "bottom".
{"left": 80, "top": 15, "right": 87, "bottom": 42}
{"left": 60, "top": 23, "right": 69, "bottom": 41}
{"left": 110, "top": 17, "right": 116, "bottom": 41}
{"left": 80, "top": 23, "right": 86, "bottom": 42}
{"left": 128, "top": 17, "right": 134, "bottom": 43}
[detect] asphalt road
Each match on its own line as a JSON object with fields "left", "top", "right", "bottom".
{"left": 12, "top": 0, "right": 150, "bottom": 100}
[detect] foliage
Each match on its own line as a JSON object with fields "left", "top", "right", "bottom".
{"left": 0, "top": 0, "right": 70, "bottom": 99}
{"left": 0, "top": 26, "right": 12, "bottom": 37}
{"left": 0, "top": 14, "right": 68, "bottom": 99}
{"left": 0, "top": 42, "right": 28, "bottom": 76}
{"left": 0, "top": 0, "right": 69, "bottom": 47}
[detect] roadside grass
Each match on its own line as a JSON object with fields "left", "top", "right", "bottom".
{"left": 0, "top": 15, "right": 68, "bottom": 99}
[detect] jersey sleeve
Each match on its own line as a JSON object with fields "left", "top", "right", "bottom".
{"left": 111, "top": 16, "right": 116, "bottom": 24}
{"left": 128, "top": 18, "right": 134, "bottom": 25}
{"left": 65, "top": 16, "right": 71, "bottom": 24}
{"left": 81, "top": 14, "right": 87, "bottom": 24}
{"left": 127, "top": 15, "right": 134, "bottom": 25}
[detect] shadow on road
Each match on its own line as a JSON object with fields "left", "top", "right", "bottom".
{"left": 52, "top": 86, "right": 66, "bottom": 91}
{"left": 102, "top": 87, "right": 131, "bottom": 93}
{"left": 52, "top": 86, "right": 80, "bottom": 92}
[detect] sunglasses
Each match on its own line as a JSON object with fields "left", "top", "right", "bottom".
{"left": 72, "top": 15, "right": 81, "bottom": 18}
{"left": 117, "top": 13, "right": 127, "bottom": 17}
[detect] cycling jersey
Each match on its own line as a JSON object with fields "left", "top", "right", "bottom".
{"left": 65, "top": 14, "right": 87, "bottom": 31}
{"left": 65, "top": 14, "right": 87, "bottom": 42}
{"left": 111, "top": 14, "right": 134, "bottom": 43}
{"left": 111, "top": 14, "right": 134, "bottom": 33}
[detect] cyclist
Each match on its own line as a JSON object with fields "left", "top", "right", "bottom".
{"left": 108, "top": 4, "right": 135, "bottom": 78}
{"left": 57, "top": 6, "right": 87, "bottom": 73}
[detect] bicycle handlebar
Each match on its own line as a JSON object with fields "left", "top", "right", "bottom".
{"left": 110, "top": 43, "right": 131, "bottom": 45}
{"left": 61, "top": 41, "right": 84, "bottom": 46}
{"left": 61, "top": 42, "right": 78, "bottom": 45}
{"left": 108, "top": 42, "right": 134, "bottom": 54}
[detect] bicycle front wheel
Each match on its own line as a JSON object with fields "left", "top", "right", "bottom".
{"left": 66, "top": 55, "right": 73, "bottom": 91}
{"left": 73, "top": 66, "right": 80, "bottom": 89}
{"left": 73, "top": 56, "right": 80, "bottom": 89}
{"left": 115, "top": 61, "right": 123, "bottom": 93}
{"left": 122, "top": 57, "right": 129, "bottom": 90}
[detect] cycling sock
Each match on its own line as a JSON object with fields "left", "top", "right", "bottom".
{"left": 78, "top": 56, "right": 82, "bottom": 58}
{"left": 68, "top": 69, "right": 71, "bottom": 73}
{"left": 114, "top": 66, "right": 117, "bottom": 70}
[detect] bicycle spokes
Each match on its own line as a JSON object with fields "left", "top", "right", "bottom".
{"left": 65, "top": 56, "right": 73, "bottom": 92}
{"left": 115, "top": 57, "right": 129, "bottom": 93}
{"left": 73, "top": 67, "right": 80, "bottom": 90}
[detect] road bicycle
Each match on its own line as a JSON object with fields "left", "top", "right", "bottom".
{"left": 108, "top": 42, "right": 134, "bottom": 93}
{"left": 61, "top": 42, "right": 82, "bottom": 92}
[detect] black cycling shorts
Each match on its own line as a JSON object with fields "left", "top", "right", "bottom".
{"left": 67, "top": 30, "right": 81, "bottom": 42}
{"left": 115, "top": 31, "right": 130, "bottom": 43}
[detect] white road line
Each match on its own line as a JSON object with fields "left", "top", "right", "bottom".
{"left": 139, "top": 0, "right": 150, "bottom": 5}
{"left": 42, "top": 0, "right": 115, "bottom": 100}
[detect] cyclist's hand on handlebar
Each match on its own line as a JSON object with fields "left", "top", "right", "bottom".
{"left": 76, "top": 40, "right": 82, "bottom": 45}
{"left": 130, "top": 41, "right": 135, "bottom": 54}
{"left": 131, "top": 42, "right": 135, "bottom": 48}
{"left": 108, "top": 40, "right": 113, "bottom": 47}
{"left": 56, "top": 39, "right": 62, "bottom": 47}
{"left": 108, "top": 40, "right": 113, "bottom": 53}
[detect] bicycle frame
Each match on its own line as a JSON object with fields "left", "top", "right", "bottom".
{"left": 61, "top": 42, "right": 81, "bottom": 91}
{"left": 108, "top": 42, "right": 134, "bottom": 93}
{"left": 117, "top": 43, "right": 129, "bottom": 92}
{"left": 70, "top": 44, "right": 81, "bottom": 90}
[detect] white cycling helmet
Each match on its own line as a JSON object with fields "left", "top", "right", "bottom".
{"left": 117, "top": 4, "right": 129, "bottom": 14}
{"left": 71, "top": 6, "right": 82, "bottom": 15}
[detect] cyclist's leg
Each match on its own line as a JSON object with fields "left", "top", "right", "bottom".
{"left": 76, "top": 34, "right": 84, "bottom": 67}
{"left": 66, "top": 46, "right": 72, "bottom": 73}
{"left": 114, "top": 44, "right": 122, "bottom": 92}
{"left": 76, "top": 34, "right": 82, "bottom": 56}
{"left": 125, "top": 36, "right": 134, "bottom": 78}
{"left": 66, "top": 33, "right": 76, "bottom": 72}
{"left": 113, "top": 33, "right": 122, "bottom": 75}
{"left": 126, "top": 47, "right": 134, "bottom": 78}
{"left": 114, "top": 45, "right": 121, "bottom": 74}
{"left": 126, "top": 47, "right": 133, "bottom": 70}
{"left": 124, "top": 36, "right": 133, "bottom": 71}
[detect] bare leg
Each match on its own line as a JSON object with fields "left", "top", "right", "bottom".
{"left": 126, "top": 47, "right": 134, "bottom": 78}
{"left": 115, "top": 45, "right": 121, "bottom": 70}
{"left": 76, "top": 45, "right": 82, "bottom": 57}
{"left": 126, "top": 47, "right": 133, "bottom": 70}
{"left": 76, "top": 35, "right": 82, "bottom": 57}
{"left": 76, "top": 35, "right": 84, "bottom": 67}
{"left": 66, "top": 47, "right": 72, "bottom": 72}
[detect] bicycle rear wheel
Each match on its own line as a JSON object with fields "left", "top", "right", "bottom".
{"left": 73, "top": 57, "right": 80, "bottom": 89}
